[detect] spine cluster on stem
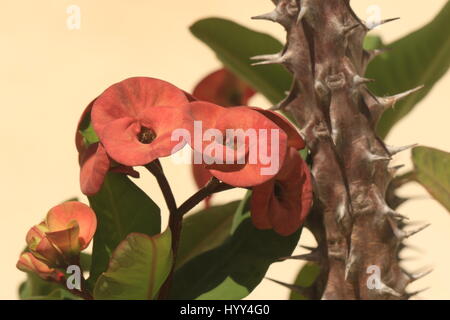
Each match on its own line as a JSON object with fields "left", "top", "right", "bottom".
{"left": 253, "top": 0, "right": 428, "bottom": 299}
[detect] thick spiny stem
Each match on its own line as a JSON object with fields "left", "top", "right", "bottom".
{"left": 255, "top": 0, "right": 426, "bottom": 299}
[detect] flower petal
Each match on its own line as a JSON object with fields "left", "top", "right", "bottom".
{"left": 212, "top": 107, "right": 287, "bottom": 187}
{"left": 17, "top": 253, "right": 58, "bottom": 281}
{"left": 192, "top": 156, "right": 213, "bottom": 189}
{"left": 193, "top": 68, "right": 255, "bottom": 107}
{"left": 100, "top": 105, "right": 192, "bottom": 166}
{"left": 45, "top": 222, "right": 81, "bottom": 258}
{"left": 79, "top": 142, "right": 111, "bottom": 196}
{"left": 269, "top": 150, "right": 313, "bottom": 236}
{"left": 34, "top": 236, "right": 63, "bottom": 266}
{"left": 251, "top": 148, "right": 313, "bottom": 236}
{"left": 46, "top": 201, "right": 97, "bottom": 250}
{"left": 186, "top": 102, "right": 287, "bottom": 187}
{"left": 250, "top": 181, "right": 274, "bottom": 230}
{"left": 25, "top": 224, "right": 46, "bottom": 250}
{"left": 251, "top": 108, "right": 305, "bottom": 150}
{"left": 92, "top": 77, "right": 189, "bottom": 136}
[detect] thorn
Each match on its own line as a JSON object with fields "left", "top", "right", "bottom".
{"left": 404, "top": 224, "right": 431, "bottom": 239}
{"left": 386, "top": 144, "right": 418, "bottom": 156}
{"left": 353, "top": 75, "right": 375, "bottom": 86}
{"left": 367, "top": 151, "right": 392, "bottom": 162}
{"left": 336, "top": 200, "right": 348, "bottom": 223}
{"left": 400, "top": 256, "right": 418, "bottom": 262}
{"left": 367, "top": 17, "right": 400, "bottom": 30}
{"left": 343, "top": 23, "right": 361, "bottom": 36}
{"left": 380, "top": 86, "right": 425, "bottom": 109}
{"left": 364, "top": 48, "right": 392, "bottom": 66}
{"left": 299, "top": 128, "right": 307, "bottom": 140}
{"left": 296, "top": 6, "right": 308, "bottom": 24}
{"left": 299, "top": 245, "right": 317, "bottom": 251}
{"left": 251, "top": 52, "right": 289, "bottom": 66}
{"left": 250, "top": 53, "right": 281, "bottom": 61}
{"left": 386, "top": 208, "right": 409, "bottom": 221}
{"left": 251, "top": 11, "right": 279, "bottom": 23}
{"left": 402, "top": 243, "right": 424, "bottom": 253}
{"left": 387, "top": 217, "right": 406, "bottom": 239}
{"left": 344, "top": 252, "right": 358, "bottom": 280}
{"left": 389, "top": 218, "right": 431, "bottom": 240}
{"left": 388, "top": 164, "right": 405, "bottom": 176}
{"left": 408, "top": 268, "right": 433, "bottom": 282}
{"left": 368, "top": 47, "right": 390, "bottom": 59}
{"left": 406, "top": 287, "right": 430, "bottom": 299}
{"left": 378, "top": 282, "right": 402, "bottom": 297}
{"left": 278, "top": 252, "right": 319, "bottom": 262}
{"left": 265, "top": 278, "right": 303, "bottom": 293}
{"left": 374, "top": 191, "right": 409, "bottom": 221}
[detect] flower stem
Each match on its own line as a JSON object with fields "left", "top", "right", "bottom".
{"left": 145, "top": 160, "right": 178, "bottom": 214}
{"left": 177, "top": 178, "right": 234, "bottom": 216}
{"left": 146, "top": 162, "right": 235, "bottom": 299}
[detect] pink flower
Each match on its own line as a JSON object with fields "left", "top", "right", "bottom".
{"left": 186, "top": 101, "right": 289, "bottom": 187}
{"left": 251, "top": 148, "right": 313, "bottom": 236}
{"left": 91, "top": 77, "right": 193, "bottom": 166}
{"left": 17, "top": 253, "right": 63, "bottom": 281}
{"left": 76, "top": 100, "right": 139, "bottom": 196}
{"left": 25, "top": 201, "right": 97, "bottom": 266}
{"left": 191, "top": 69, "right": 256, "bottom": 204}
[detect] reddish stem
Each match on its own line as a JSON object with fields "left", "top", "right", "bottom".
{"left": 146, "top": 162, "right": 234, "bottom": 299}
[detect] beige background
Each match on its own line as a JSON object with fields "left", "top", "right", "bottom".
{"left": 1, "top": 0, "right": 449, "bottom": 300}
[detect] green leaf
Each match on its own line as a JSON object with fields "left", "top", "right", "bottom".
{"left": 367, "top": 1, "right": 450, "bottom": 138}
{"left": 79, "top": 252, "right": 92, "bottom": 271}
{"left": 93, "top": 230, "right": 173, "bottom": 300}
{"left": 190, "top": 18, "right": 292, "bottom": 104}
{"left": 176, "top": 201, "right": 240, "bottom": 269}
{"left": 19, "top": 273, "right": 58, "bottom": 300}
{"left": 170, "top": 192, "right": 301, "bottom": 300}
{"left": 363, "top": 35, "right": 383, "bottom": 51}
{"left": 290, "top": 262, "right": 321, "bottom": 300}
{"left": 19, "top": 273, "right": 79, "bottom": 300}
{"left": 78, "top": 109, "right": 99, "bottom": 146}
{"left": 25, "top": 289, "right": 81, "bottom": 300}
{"left": 88, "top": 172, "right": 161, "bottom": 286}
{"left": 412, "top": 146, "right": 450, "bottom": 212}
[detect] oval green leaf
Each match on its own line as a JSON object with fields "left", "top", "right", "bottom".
{"left": 94, "top": 230, "right": 172, "bottom": 300}
{"left": 367, "top": 1, "right": 450, "bottom": 138}
{"left": 170, "top": 193, "right": 301, "bottom": 300}
{"left": 176, "top": 201, "right": 240, "bottom": 269}
{"left": 190, "top": 18, "right": 292, "bottom": 104}
{"left": 412, "top": 146, "right": 450, "bottom": 212}
{"left": 88, "top": 172, "right": 161, "bottom": 286}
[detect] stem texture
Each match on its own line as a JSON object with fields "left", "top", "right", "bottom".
{"left": 254, "top": 0, "right": 427, "bottom": 299}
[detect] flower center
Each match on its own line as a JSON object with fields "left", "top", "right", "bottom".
{"left": 274, "top": 181, "right": 284, "bottom": 201}
{"left": 138, "top": 127, "right": 156, "bottom": 144}
{"left": 228, "top": 91, "right": 242, "bottom": 106}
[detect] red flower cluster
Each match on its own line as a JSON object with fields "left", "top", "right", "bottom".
{"left": 74, "top": 73, "right": 312, "bottom": 236}
{"left": 17, "top": 201, "right": 97, "bottom": 280}
{"left": 191, "top": 69, "right": 256, "bottom": 206}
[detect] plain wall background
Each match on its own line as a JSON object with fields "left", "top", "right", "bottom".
{"left": 1, "top": 0, "right": 449, "bottom": 299}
